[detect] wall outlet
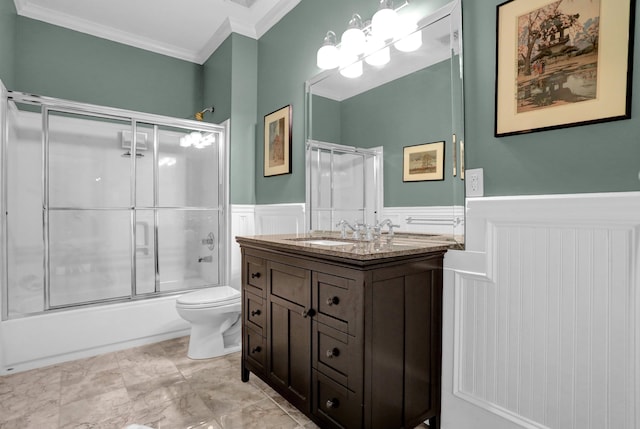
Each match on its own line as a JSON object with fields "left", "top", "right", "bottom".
{"left": 466, "top": 168, "right": 484, "bottom": 197}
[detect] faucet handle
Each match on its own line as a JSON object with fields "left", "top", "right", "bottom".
{"left": 388, "top": 223, "right": 400, "bottom": 236}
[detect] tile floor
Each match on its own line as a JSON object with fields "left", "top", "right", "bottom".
{"left": 0, "top": 336, "right": 432, "bottom": 429}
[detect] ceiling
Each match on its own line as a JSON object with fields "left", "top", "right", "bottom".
{"left": 13, "top": 0, "right": 301, "bottom": 64}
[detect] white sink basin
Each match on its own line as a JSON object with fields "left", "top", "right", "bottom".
{"left": 298, "top": 239, "right": 353, "bottom": 246}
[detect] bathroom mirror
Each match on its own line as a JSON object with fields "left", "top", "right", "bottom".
{"left": 305, "top": 0, "right": 464, "bottom": 246}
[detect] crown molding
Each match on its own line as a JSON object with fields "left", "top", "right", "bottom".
{"left": 255, "top": 0, "right": 300, "bottom": 38}
{"left": 14, "top": 0, "right": 200, "bottom": 63}
{"left": 14, "top": 0, "right": 301, "bottom": 64}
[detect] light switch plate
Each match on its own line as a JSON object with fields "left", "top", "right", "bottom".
{"left": 466, "top": 168, "right": 484, "bottom": 197}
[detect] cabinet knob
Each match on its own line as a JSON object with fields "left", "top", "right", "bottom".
{"left": 302, "top": 308, "right": 316, "bottom": 318}
{"left": 251, "top": 272, "right": 261, "bottom": 279}
{"left": 326, "top": 398, "right": 340, "bottom": 409}
{"left": 326, "top": 347, "right": 340, "bottom": 359}
{"left": 251, "top": 346, "right": 261, "bottom": 354}
{"left": 250, "top": 309, "right": 261, "bottom": 317}
{"left": 326, "top": 296, "right": 340, "bottom": 306}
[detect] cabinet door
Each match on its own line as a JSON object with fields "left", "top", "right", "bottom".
{"left": 268, "top": 294, "right": 312, "bottom": 413}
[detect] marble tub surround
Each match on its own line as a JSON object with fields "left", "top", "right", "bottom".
{"left": 236, "top": 231, "right": 461, "bottom": 262}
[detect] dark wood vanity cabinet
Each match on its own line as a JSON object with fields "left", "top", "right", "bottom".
{"left": 239, "top": 243, "right": 444, "bottom": 429}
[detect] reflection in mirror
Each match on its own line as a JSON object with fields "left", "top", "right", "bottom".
{"left": 306, "top": 141, "right": 383, "bottom": 232}
{"left": 306, "top": 0, "right": 464, "bottom": 246}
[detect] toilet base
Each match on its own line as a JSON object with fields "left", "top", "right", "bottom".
{"left": 186, "top": 316, "right": 242, "bottom": 360}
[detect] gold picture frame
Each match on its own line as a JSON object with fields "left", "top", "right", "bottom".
{"left": 264, "top": 105, "right": 292, "bottom": 177}
{"left": 495, "top": 0, "right": 635, "bottom": 136}
{"left": 403, "top": 141, "right": 445, "bottom": 182}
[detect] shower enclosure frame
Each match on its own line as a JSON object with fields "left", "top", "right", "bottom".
{"left": 0, "top": 90, "right": 231, "bottom": 320}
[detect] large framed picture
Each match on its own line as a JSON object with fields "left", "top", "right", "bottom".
{"left": 403, "top": 141, "right": 445, "bottom": 182}
{"left": 264, "top": 105, "right": 292, "bottom": 177}
{"left": 495, "top": 0, "right": 635, "bottom": 137}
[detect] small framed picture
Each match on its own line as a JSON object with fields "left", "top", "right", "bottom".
{"left": 403, "top": 141, "right": 445, "bottom": 182}
{"left": 495, "top": 0, "right": 635, "bottom": 136}
{"left": 263, "top": 105, "right": 292, "bottom": 177}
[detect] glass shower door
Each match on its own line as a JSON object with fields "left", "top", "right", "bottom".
{"left": 156, "top": 126, "right": 223, "bottom": 292}
{"left": 47, "top": 111, "right": 133, "bottom": 307}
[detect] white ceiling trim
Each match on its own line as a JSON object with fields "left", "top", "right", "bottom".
{"left": 14, "top": 0, "right": 200, "bottom": 63}
{"left": 14, "top": 0, "right": 302, "bottom": 65}
{"left": 255, "top": 0, "right": 300, "bottom": 38}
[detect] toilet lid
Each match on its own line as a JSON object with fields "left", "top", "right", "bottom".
{"left": 176, "top": 286, "right": 240, "bottom": 306}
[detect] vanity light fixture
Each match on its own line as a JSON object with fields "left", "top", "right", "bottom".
{"left": 341, "top": 14, "right": 366, "bottom": 56}
{"left": 316, "top": 31, "right": 340, "bottom": 69}
{"left": 340, "top": 59, "right": 364, "bottom": 78}
{"left": 394, "top": 19, "right": 422, "bottom": 52}
{"left": 315, "top": 0, "right": 411, "bottom": 77}
{"left": 371, "top": 0, "right": 400, "bottom": 41}
{"left": 364, "top": 34, "right": 390, "bottom": 66}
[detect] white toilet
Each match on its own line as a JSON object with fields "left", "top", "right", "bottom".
{"left": 175, "top": 286, "right": 242, "bottom": 359}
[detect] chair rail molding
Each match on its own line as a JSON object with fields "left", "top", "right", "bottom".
{"left": 443, "top": 192, "right": 640, "bottom": 429}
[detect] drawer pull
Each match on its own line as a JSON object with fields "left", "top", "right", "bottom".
{"left": 326, "top": 398, "right": 340, "bottom": 409}
{"left": 251, "top": 346, "right": 262, "bottom": 354}
{"left": 326, "top": 347, "right": 340, "bottom": 358}
{"left": 251, "top": 272, "right": 261, "bottom": 279}
{"left": 302, "top": 308, "right": 316, "bottom": 318}
{"left": 250, "top": 309, "right": 261, "bottom": 317}
{"left": 326, "top": 296, "right": 340, "bottom": 306}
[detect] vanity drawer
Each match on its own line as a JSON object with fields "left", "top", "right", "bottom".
{"left": 243, "top": 326, "right": 266, "bottom": 374}
{"left": 244, "top": 291, "right": 265, "bottom": 334}
{"left": 268, "top": 261, "right": 310, "bottom": 307}
{"left": 312, "top": 370, "right": 362, "bottom": 429}
{"left": 313, "top": 321, "right": 362, "bottom": 392}
{"left": 245, "top": 255, "right": 266, "bottom": 296}
{"left": 314, "top": 272, "right": 362, "bottom": 336}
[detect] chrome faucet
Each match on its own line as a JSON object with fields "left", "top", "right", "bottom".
{"left": 336, "top": 219, "right": 356, "bottom": 239}
{"left": 376, "top": 218, "right": 400, "bottom": 237}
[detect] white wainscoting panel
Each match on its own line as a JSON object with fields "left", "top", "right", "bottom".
{"left": 443, "top": 192, "right": 640, "bottom": 429}
{"left": 255, "top": 203, "right": 306, "bottom": 235}
{"left": 230, "top": 205, "right": 256, "bottom": 289}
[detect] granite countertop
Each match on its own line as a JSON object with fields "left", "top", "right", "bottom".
{"left": 235, "top": 231, "right": 462, "bottom": 262}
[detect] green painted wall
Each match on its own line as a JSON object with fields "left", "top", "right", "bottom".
{"left": 203, "top": 36, "right": 233, "bottom": 125}
{"left": 310, "top": 95, "right": 341, "bottom": 144}
{"left": 13, "top": 17, "right": 202, "bottom": 118}
{"left": 0, "top": 0, "right": 16, "bottom": 88}
{"left": 341, "top": 62, "right": 454, "bottom": 206}
{"left": 229, "top": 35, "right": 258, "bottom": 205}
{"left": 463, "top": 0, "right": 640, "bottom": 196}
{"left": 203, "top": 34, "right": 258, "bottom": 204}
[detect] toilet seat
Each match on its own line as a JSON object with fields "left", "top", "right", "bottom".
{"left": 176, "top": 286, "right": 240, "bottom": 309}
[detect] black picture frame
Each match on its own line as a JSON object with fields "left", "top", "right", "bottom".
{"left": 495, "top": 0, "right": 635, "bottom": 137}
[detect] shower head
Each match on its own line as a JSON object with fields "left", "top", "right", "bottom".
{"left": 194, "top": 106, "right": 215, "bottom": 121}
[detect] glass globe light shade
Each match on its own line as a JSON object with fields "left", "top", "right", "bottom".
{"left": 341, "top": 27, "right": 366, "bottom": 56}
{"left": 394, "top": 20, "right": 423, "bottom": 52}
{"left": 364, "top": 36, "right": 390, "bottom": 67}
{"left": 372, "top": 8, "right": 399, "bottom": 41}
{"left": 317, "top": 44, "right": 339, "bottom": 69}
{"left": 340, "top": 60, "right": 363, "bottom": 78}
